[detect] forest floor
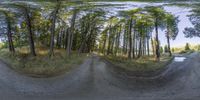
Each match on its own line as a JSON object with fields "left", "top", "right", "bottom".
{"left": 0, "top": 48, "right": 88, "bottom": 78}
{"left": 0, "top": 52, "right": 199, "bottom": 100}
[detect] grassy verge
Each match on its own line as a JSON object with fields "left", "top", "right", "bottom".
{"left": 0, "top": 48, "right": 88, "bottom": 78}
{"left": 178, "top": 50, "right": 194, "bottom": 55}
{"left": 104, "top": 55, "right": 173, "bottom": 73}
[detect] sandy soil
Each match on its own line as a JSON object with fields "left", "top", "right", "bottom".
{"left": 0, "top": 52, "right": 199, "bottom": 100}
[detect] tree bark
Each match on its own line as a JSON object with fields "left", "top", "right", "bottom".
{"left": 6, "top": 15, "right": 15, "bottom": 53}
{"left": 138, "top": 37, "right": 142, "bottom": 58}
{"left": 128, "top": 18, "right": 133, "bottom": 59}
{"left": 123, "top": 24, "right": 127, "bottom": 55}
{"left": 155, "top": 20, "right": 160, "bottom": 61}
{"left": 102, "top": 32, "right": 107, "bottom": 55}
{"left": 25, "top": 8, "right": 36, "bottom": 56}
{"left": 67, "top": 10, "right": 77, "bottom": 57}
{"left": 166, "top": 30, "right": 172, "bottom": 56}
{"left": 147, "top": 38, "right": 150, "bottom": 56}
{"left": 132, "top": 24, "right": 136, "bottom": 59}
{"left": 49, "top": 1, "right": 60, "bottom": 57}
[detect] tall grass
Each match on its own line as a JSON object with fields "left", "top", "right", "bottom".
{"left": 0, "top": 48, "right": 88, "bottom": 78}
{"left": 105, "top": 55, "right": 173, "bottom": 72}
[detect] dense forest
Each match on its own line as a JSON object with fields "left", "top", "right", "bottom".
{"left": 0, "top": 1, "right": 179, "bottom": 59}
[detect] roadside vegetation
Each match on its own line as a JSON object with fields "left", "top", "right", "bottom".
{"left": 0, "top": 48, "right": 87, "bottom": 77}
{"left": 171, "top": 43, "right": 200, "bottom": 54}
{"left": 105, "top": 55, "right": 173, "bottom": 73}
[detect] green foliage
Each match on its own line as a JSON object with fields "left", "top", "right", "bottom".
{"left": 160, "top": 46, "right": 163, "bottom": 54}
{"left": 184, "top": 5, "right": 200, "bottom": 38}
{"left": 0, "top": 43, "right": 3, "bottom": 49}
{"left": 165, "top": 13, "right": 179, "bottom": 40}
{"left": 164, "top": 45, "right": 168, "bottom": 53}
{"left": 185, "top": 43, "right": 190, "bottom": 51}
{"left": 197, "top": 45, "right": 200, "bottom": 51}
{"left": 145, "top": 6, "right": 166, "bottom": 30}
{"left": 172, "top": 48, "right": 175, "bottom": 53}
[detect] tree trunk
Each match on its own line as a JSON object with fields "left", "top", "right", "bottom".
{"left": 25, "top": 8, "right": 36, "bottom": 56}
{"left": 135, "top": 38, "right": 138, "bottom": 56}
{"left": 67, "top": 10, "right": 77, "bottom": 57}
{"left": 102, "top": 32, "right": 107, "bottom": 55}
{"left": 49, "top": 16, "right": 56, "bottom": 57}
{"left": 128, "top": 18, "right": 133, "bottom": 59}
{"left": 166, "top": 31, "right": 172, "bottom": 56}
{"left": 107, "top": 25, "right": 112, "bottom": 55}
{"left": 151, "top": 37, "right": 155, "bottom": 56}
{"left": 147, "top": 38, "right": 150, "bottom": 56}
{"left": 65, "top": 28, "right": 69, "bottom": 49}
{"left": 123, "top": 24, "right": 127, "bottom": 55}
{"left": 155, "top": 20, "right": 160, "bottom": 61}
{"left": 138, "top": 37, "right": 142, "bottom": 58}
{"left": 116, "top": 24, "right": 121, "bottom": 56}
{"left": 49, "top": 1, "right": 60, "bottom": 57}
{"left": 132, "top": 26, "right": 136, "bottom": 58}
{"left": 6, "top": 16, "right": 15, "bottom": 53}
{"left": 78, "top": 21, "right": 90, "bottom": 55}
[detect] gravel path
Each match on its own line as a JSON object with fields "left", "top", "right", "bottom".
{"left": 0, "top": 53, "right": 200, "bottom": 100}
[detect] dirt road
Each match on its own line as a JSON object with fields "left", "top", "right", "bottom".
{"left": 0, "top": 52, "right": 199, "bottom": 100}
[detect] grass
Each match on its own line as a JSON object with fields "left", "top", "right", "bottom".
{"left": 0, "top": 47, "right": 88, "bottom": 78}
{"left": 179, "top": 50, "right": 194, "bottom": 55}
{"left": 0, "top": 43, "right": 3, "bottom": 49}
{"left": 104, "top": 55, "right": 173, "bottom": 73}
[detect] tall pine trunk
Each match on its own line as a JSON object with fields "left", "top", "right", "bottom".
{"left": 138, "top": 37, "right": 142, "bottom": 58}
{"left": 49, "top": 1, "right": 60, "bottom": 57}
{"left": 67, "top": 10, "right": 77, "bottom": 57}
{"left": 102, "top": 33, "right": 107, "bottom": 55}
{"left": 6, "top": 16, "right": 15, "bottom": 53}
{"left": 147, "top": 38, "right": 150, "bottom": 56}
{"left": 155, "top": 20, "right": 160, "bottom": 61}
{"left": 166, "top": 28, "right": 172, "bottom": 56}
{"left": 128, "top": 18, "right": 133, "bottom": 59}
{"left": 123, "top": 25, "right": 127, "bottom": 55}
{"left": 132, "top": 27, "right": 136, "bottom": 58}
{"left": 25, "top": 8, "right": 36, "bottom": 56}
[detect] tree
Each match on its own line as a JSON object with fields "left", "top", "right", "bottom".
{"left": 164, "top": 45, "right": 168, "bottom": 53}
{"left": 67, "top": 9, "right": 78, "bottom": 57}
{"left": 9, "top": 2, "right": 39, "bottom": 56}
{"left": 184, "top": 6, "right": 200, "bottom": 38}
{"left": 165, "top": 13, "right": 179, "bottom": 56}
{"left": 49, "top": 0, "right": 62, "bottom": 57}
{"left": 122, "top": 8, "right": 142, "bottom": 59}
{"left": 185, "top": 43, "right": 190, "bottom": 51}
{"left": 145, "top": 6, "right": 166, "bottom": 61}
{"left": 172, "top": 48, "right": 175, "bottom": 53}
{"left": 78, "top": 10, "right": 105, "bottom": 55}
{"left": 197, "top": 45, "right": 200, "bottom": 51}
{"left": 135, "top": 13, "right": 154, "bottom": 58}
{"left": 0, "top": 8, "right": 15, "bottom": 53}
{"left": 160, "top": 46, "right": 163, "bottom": 54}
